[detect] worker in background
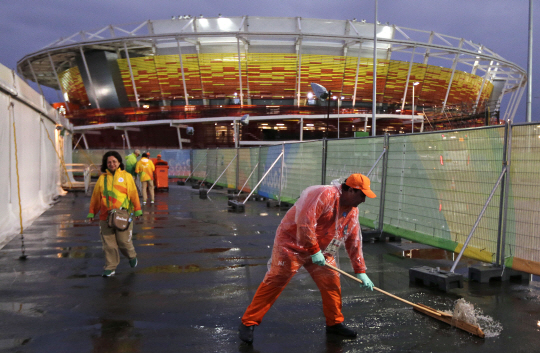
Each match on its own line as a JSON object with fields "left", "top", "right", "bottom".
{"left": 155, "top": 154, "right": 168, "bottom": 166}
{"left": 135, "top": 152, "right": 155, "bottom": 205}
{"left": 125, "top": 149, "right": 140, "bottom": 178}
{"left": 238, "top": 173, "right": 376, "bottom": 344}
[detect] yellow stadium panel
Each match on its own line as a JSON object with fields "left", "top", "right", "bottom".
{"left": 59, "top": 66, "right": 89, "bottom": 107}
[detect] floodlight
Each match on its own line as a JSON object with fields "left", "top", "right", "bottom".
{"left": 310, "top": 83, "right": 329, "bottom": 100}
{"left": 240, "top": 114, "right": 250, "bottom": 126}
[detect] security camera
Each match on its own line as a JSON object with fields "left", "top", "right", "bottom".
{"left": 186, "top": 127, "right": 194, "bottom": 135}
{"left": 240, "top": 114, "right": 250, "bottom": 126}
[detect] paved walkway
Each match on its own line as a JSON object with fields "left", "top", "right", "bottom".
{"left": 0, "top": 185, "right": 539, "bottom": 352}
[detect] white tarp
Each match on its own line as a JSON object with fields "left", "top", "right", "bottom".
{"left": 0, "top": 62, "right": 70, "bottom": 248}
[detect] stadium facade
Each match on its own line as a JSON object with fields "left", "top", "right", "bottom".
{"left": 17, "top": 16, "right": 526, "bottom": 149}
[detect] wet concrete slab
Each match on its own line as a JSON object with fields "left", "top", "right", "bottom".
{"left": 1, "top": 185, "right": 539, "bottom": 352}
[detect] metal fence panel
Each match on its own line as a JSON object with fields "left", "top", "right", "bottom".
{"left": 191, "top": 149, "right": 208, "bottom": 181}
{"left": 215, "top": 148, "right": 237, "bottom": 189}
{"left": 258, "top": 145, "right": 283, "bottom": 200}
{"left": 505, "top": 124, "right": 540, "bottom": 274}
{"left": 280, "top": 141, "right": 324, "bottom": 204}
{"left": 238, "top": 147, "right": 260, "bottom": 193}
{"left": 384, "top": 127, "right": 505, "bottom": 263}
{"left": 161, "top": 149, "right": 190, "bottom": 177}
{"left": 326, "top": 136, "right": 385, "bottom": 229}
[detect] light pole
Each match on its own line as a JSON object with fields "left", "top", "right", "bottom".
{"left": 310, "top": 83, "right": 330, "bottom": 138}
{"left": 412, "top": 82, "right": 419, "bottom": 133}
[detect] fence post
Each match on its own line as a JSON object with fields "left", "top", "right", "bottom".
{"left": 495, "top": 121, "right": 509, "bottom": 266}
{"left": 321, "top": 138, "right": 328, "bottom": 185}
{"left": 377, "top": 133, "right": 389, "bottom": 236}
{"left": 236, "top": 146, "right": 240, "bottom": 192}
{"left": 278, "top": 143, "right": 285, "bottom": 205}
{"left": 500, "top": 122, "right": 513, "bottom": 267}
{"left": 257, "top": 146, "right": 262, "bottom": 195}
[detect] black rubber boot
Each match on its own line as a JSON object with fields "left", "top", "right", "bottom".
{"left": 326, "top": 323, "right": 358, "bottom": 338}
{"left": 238, "top": 323, "right": 255, "bottom": 344}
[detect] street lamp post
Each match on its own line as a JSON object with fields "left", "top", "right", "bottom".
{"left": 310, "top": 83, "right": 331, "bottom": 139}
{"left": 412, "top": 82, "right": 419, "bottom": 133}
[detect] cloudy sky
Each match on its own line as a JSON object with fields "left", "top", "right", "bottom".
{"left": 0, "top": 0, "right": 535, "bottom": 122}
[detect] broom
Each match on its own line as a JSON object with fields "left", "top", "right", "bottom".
{"left": 325, "top": 263, "right": 485, "bottom": 338}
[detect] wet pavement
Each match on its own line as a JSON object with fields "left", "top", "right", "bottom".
{"left": 1, "top": 185, "right": 540, "bottom": 353}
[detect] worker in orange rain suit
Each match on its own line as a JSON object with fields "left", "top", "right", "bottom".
{"left": 87, "top": 151, "right": 143, "bottom": 277}
{"left": 135, "top": 152, "right": 156, "bottom": 205}
{"left": 239, "top": 173, "right": 376, "bottom": 344}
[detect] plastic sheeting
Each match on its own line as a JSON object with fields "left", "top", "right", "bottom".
{"left": 0, "top": 62, "right": 71, "bottom": 248}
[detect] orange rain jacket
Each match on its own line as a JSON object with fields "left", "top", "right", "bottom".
{"left": 135, "top": 157, "right": 155, "bottom": 182}
{"left": 87, "top": 168, "right": 143, "bottom": 221}
{"left": 275, "top": 184, "right": 366, "bottom": 274}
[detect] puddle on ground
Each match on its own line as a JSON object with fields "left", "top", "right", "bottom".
{"left": 68, "top": 274, "right": 102, "bottom": 279}
{"left": 0, "top": 338, "right": 31, "bottom": 349}
{"left": 194, "top": 247, "right": 231, "bottom": 253}
{"left": 0, "top": 302, "right": 43, "bottom": 317}
{"left": 48, "top": 246, "right": 95, "bottom": 259}
{"left": 92, "top": 319, "right": 141, "bottom": 351}
{"left": 137, "top": 263, "right": 262, "bottom": 274}
{"left": 138, "top": 243, "right": 170, "bottom": 247}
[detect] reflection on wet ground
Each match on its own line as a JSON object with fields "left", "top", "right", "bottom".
{"left": 2, "top": 185, "right": 540, "bottom": 352}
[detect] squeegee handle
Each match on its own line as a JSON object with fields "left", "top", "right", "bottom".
{"left": 324, "top": 263, "right": 443, "bottom": 316}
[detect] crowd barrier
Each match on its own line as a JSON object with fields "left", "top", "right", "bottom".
{"left": 73, "top": 122, "right": 540, "bottom": 275}
{"left": 0, "top": 63, "right": 72, "bottom": 248}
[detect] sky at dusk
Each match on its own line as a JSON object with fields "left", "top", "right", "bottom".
{"left": 0, "top": 0, "right": 535, "bottom": 122}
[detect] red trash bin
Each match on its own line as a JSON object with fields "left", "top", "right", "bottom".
{"left": 154, "top": 164, "right": 169, "bottom": 191}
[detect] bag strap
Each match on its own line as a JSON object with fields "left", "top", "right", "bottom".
{"left": 104, "top": 175, "right": 110, "bottom": 209}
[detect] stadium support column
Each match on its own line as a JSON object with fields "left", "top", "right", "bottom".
{"left": 47, "top": 52, "right": 71, "bottom": 113}
{"left": 27, "top": 60, "right": 44, "bottom": 98}
{"left": 372, "top": 0, "right": 378, "bottom": 136}
{"left": 295, "top": 37, "right": 302, "bottom": 107}
{"left": 176, "top": 37, "right": 189, "bottom": 106}
{"left": 78, "top": 47, "right": 101, "bottom": 109}
{"left": 401, "top": 47, "right": 416, "bottom": 113}
{"left": 423, "top": 32, "right": 434, "bottom": 65}
{"left": 151, "top": 41, "right": 166, "bottom": 106}
{"left": 352, "top": 42, "right": 362, "bottom": 108}
{"left": 237, "top": 37, "right": 244, "bottom": 108}
{"left": 474, "top": 61, "right": 493, "bottom": 115}
{"left": 124, "top": 42, "right": 140, "bottom": 108}
{"left": 442, "top": 39, "right": 463, "bottom": 113}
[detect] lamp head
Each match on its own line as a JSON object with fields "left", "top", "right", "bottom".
{"left": 240, "top": 114, "right": 250, "bottom": 126}
{"left": 310, "top": 83, "right": 329, "bottom": 100}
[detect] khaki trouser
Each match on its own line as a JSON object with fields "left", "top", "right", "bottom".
{"left": 99, "top": 220, "right": 137, "bottom": 271}
{"left": 141, "top": 180, "right": 155, "bottom": 203}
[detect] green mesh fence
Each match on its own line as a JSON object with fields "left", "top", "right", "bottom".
{"left": 238, "top": 147, "right": 261, "bottom": 193}
{"left": 191, "top": 149, "right": 208, "bottom": 181}
{"left": 505, "top": 124, "right": 540, "bottom": 273}
{"left": 384, "top": 127, "right": 505, "bottom": 262}
{"left": 216, "top": 148, "right": 237, "bottom": 189}
{"left": 257, "top": 145, "right": 284, "bottom": 200}
{"left": 326, "top": 136, "right": 386, "bottom": 229}
{"left": 205, "top": 149, "right": 218, "bottom": 184}
{"left": 280, "top": 141, "right": 324, "bottom": 204}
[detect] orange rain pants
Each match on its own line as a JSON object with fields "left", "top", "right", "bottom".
{"left": 242, "top": 248, "right": 343, "bottom": 326}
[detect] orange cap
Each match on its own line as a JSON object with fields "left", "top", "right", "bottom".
{"left": 345, "top": 173, "right": 376, "bottom": 198}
